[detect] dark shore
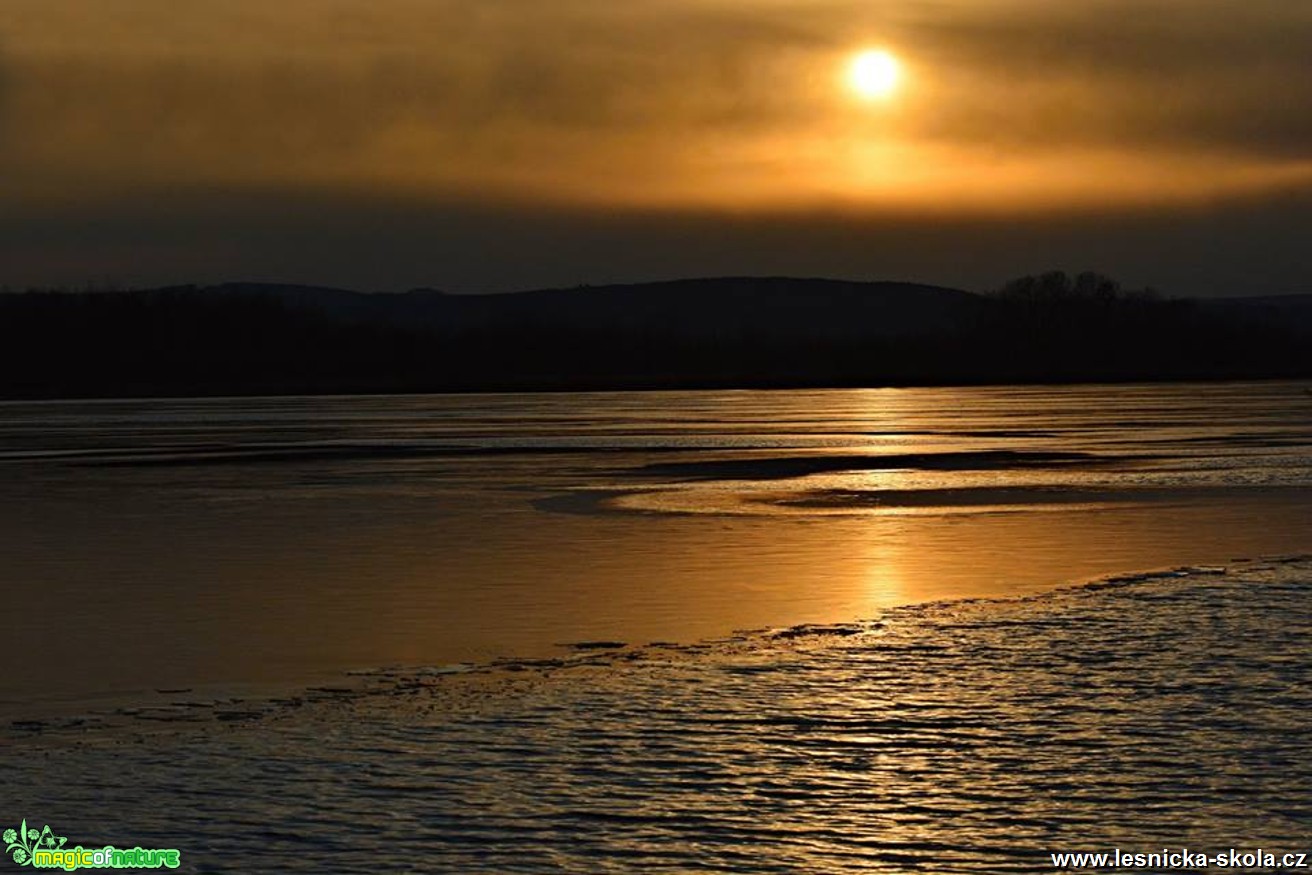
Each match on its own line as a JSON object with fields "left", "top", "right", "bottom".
{"left": 2, "top": 275, "right": 1310, "bottom": 399}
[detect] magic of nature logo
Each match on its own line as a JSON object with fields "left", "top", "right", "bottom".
{"left": 4, "top": 821, "right": 180, "bottom": 870}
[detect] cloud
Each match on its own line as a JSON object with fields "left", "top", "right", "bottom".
{"left": 3, "top": 0, "right": 1310, "bottom": 207}
{"left": 3, "top": 182, "right": 1309, "bottom": 297}
{"left": 0, "top": 2, "right": 839, "bottom": 202}
{"left": 898, "top": 0, "right": 1312, "bottom": 159}
{"left": 0, "top": 0, "right": 1308, "bottom": 291}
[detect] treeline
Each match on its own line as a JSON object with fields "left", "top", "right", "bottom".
{"left": 0, "top": 273, "right": 1307, "bottom": 398}
{"left": 975, "top": 271, "right": 1247, "bottom": 383}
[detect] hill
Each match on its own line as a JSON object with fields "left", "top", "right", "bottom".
{"left": 0, "top": 277, "right": 1307, "bottom": 397}
{"left": 201, "top": 277, "right": 983, "bottom": 341}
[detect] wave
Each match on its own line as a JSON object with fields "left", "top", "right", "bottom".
{"left": 9, "top": 556, "right": 1312, "bottom": 873}
{"left": 10, "top": 556, "right": 1307, "bottom": 744}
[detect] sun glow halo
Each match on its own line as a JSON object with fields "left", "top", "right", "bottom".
{"left": 848, "top": 49, "right": 901, "bottom": 100}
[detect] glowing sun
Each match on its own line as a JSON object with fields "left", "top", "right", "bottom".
{"left": 848, "top": 49, "right": 902, "bottom": 100}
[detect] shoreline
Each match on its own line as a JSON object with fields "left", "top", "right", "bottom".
{"left": 8, "top": 552, "right": 1309, "bottom": 747}
{"left": 6, "top": 488, "right": 1310, "bottom": 728}
{"left": 2, "top": 375, "right": 1311, "bottom": 405}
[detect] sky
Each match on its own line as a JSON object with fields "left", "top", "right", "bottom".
{"left": 2, "top": 0, "right": 1310, "bottom": 295}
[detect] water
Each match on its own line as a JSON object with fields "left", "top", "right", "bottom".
{"left": 8, "top": 560, "right": 1312, "bottom": 872}
{"left": 1, "top": 382, "right": 1310, "bottom": 715}
{"left": 4, "top": 382, "right": 1312, "bottom": 871}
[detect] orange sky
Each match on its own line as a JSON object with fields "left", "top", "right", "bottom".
{"left": 1, "top": 0, "right": 1309, "bottom": 292}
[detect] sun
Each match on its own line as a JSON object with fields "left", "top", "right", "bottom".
{"left": 848, "top": 49, "right": 902, "bottom": 100}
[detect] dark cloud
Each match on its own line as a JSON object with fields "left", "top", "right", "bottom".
{"left": 2, "top": 185, "right": 1309, "bottom": 297}
{"left": 901, "top": 0, "right": 1312, "bottom": 158}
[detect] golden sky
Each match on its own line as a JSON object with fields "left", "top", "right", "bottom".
{"left": 2, "top": 0, "right": 1310, "bottom": 290}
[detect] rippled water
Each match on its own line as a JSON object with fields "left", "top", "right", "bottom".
{"left": 10, "top": 558, "right": 1312, "bottom": 873}
{"left": 4, "top": 383, "right": 1312, "bottom": 871}
{"left": 3, "top": 382, "right": 1311, "bottom": 714}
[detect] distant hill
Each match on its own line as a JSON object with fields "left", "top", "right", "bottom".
{"left": 0, "top": 277, "right": 1308, "bottom": 398}
{"left": 198, "top": 277, "right": 984, "bottom": 341}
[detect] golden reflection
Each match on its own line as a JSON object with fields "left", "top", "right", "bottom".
{"left": 860, "top": 539, "right": 909, "bottom": 608}
{"left": 6, "top": 468, "right": 1312, "bottom": 699}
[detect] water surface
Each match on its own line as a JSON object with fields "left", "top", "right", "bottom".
{"left": 10, "top": 558, "right": 1312, "bottom": 872}
{"left": 2, "top": 382, "right": 1309, "bottom": 713}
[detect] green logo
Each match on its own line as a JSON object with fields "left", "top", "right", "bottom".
{"left": 4, "top": 822, "right": 64, "bottom": 866}
{"left": 4, "top": 821, "right": 180, "bottom": 870}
